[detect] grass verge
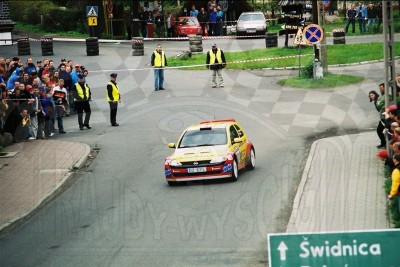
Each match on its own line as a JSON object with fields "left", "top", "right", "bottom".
{"left": 277, "top": 73, "right": 364, "bottom": 89}
{"left": 14, "top": 22, "right": 88, "bottom": 38}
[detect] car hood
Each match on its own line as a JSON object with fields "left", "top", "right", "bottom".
{"left": 237, "top": 21, "right": 265, "bottom": 27}
{"left": 171, "top": 145, "right": 228, "bottom": 162}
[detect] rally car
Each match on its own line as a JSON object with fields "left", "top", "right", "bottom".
{"left": 164, "top": 119, "right": 256, "bottom": 185}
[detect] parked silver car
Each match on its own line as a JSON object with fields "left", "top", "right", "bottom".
{"left": 236, "top": 12, "right": 266, "bottom": 36}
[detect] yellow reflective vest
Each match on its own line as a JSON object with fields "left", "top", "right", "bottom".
{"left": 106, "top": 82, "right": 120, "bottom": 102}
{"left": 153, "top": 50, "right": 166, "bottom": 67}
{"left": 209, "top": 49, "right": 222, "bottom": 64}
{"left": 74, "top": 82, "right": 90, "bottom": 101}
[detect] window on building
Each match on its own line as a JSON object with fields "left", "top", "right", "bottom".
{"left": 0, "top": 2, "right": 3, "bottom": 16}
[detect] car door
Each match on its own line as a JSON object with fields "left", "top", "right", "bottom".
{"left": 233, "top": 124, "right": 247, "bottom": 167}
{"left": 229, "top": 125, "right": 244, "bottom": 167}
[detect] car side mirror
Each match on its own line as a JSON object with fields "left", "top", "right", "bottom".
{"left": 168, "top": 143, "right": 176, "bottom": 148}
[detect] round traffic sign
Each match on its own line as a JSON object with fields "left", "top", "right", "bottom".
{"left": 324, "top": 0, "right": 332, "bottom": 8}
{"left": 303, "top": 24, "right": 324, "bottom": 45}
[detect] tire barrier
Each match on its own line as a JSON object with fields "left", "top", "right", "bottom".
{"left": 41, "top": 37, "right": 54, "bottom": 56}
{"left": 333, "top": 29, "right": 345, "bottom": 45}
{"left": 188, "top": 35, "right": 203, "bottom": 53}
{"left": 86, "top": 37, "right": 99, "bottom": 56}
{"left": 17, "top": 37, "right": 31, "bottom": 56}
{"left": 131, "top": 37, "right": 144, "bottom": 56}
{"left": 265, "top": 32, "right": 278, "bottom": 48}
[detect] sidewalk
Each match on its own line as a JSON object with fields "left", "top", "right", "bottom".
{"left": 0, "top": 140, "right": 90, "bottom": 235}
{"left": 287, "top": 131, "right": 390, "bottom": 233}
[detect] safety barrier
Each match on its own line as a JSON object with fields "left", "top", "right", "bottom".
{"left": 265, "top": 33, "right": 278, "bottom": 48}
{"left": 188, "top": 35, "right": 203, "bottom": 53}
{"left": 132, "top": 37, "right": 144, "bottom": 56}
{"left": 332, "top": 29, "right": 345, "bottom": 44}
{"left": 17, "top": 37, "right": 30, "bottom": 56}
{"left": 41, "top": 37, "right": 54, "bottom": 56}
{"left": 86, "top": 37, "right": 99, "bottom": 56}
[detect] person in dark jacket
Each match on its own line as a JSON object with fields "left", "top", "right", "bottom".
{"left": 197, "top": 7, "right": 208, "bottom": 36}
{"left": 206, "top": 43, "right": 226, "bottom": 88}
{"left": 154, "top": 11, "right": 165, "bottom": 38}
{"left": 345, "top": 4, "right": 357, "bottom": 34}
{"left": 58, "top": 63, "right": 73, "bottom": 115}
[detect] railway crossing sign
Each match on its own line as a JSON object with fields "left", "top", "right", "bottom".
{"left": 303, "top": 24, "right": 324, "bottom": 45}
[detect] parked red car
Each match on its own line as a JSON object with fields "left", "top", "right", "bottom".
{"left": 174, "top": 16, "right": 203, "bottom": 37}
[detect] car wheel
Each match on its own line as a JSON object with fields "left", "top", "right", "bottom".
{"left": 231, "top": 159, "right": 238, "bottom": 182}
{"left": 168, "top": 181, "right": 177, "bottom": 186}
{"left": 246, "top": 148, "right": 256, "bottom": 170}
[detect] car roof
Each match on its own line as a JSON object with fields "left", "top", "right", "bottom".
{"left": 185, "top": 119, "right": 236, "bottom": 131}
{"left": 240, "top": 12, "right": 264, "bottom": 15}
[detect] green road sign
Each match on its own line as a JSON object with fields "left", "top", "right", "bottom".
{"left": 268, "top": 229, "right": 400, "bottom": 267}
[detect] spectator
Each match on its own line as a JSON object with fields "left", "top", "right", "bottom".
{"left": 154, "top": 12, "right": 164, "bottom": 38}
{"left": 207, "top": 0, "right": 217, "bottom": 11}
{"left": 198, "top": 7, "right": 208, "bottom": 36}
{"left": 6, "top": 67, "right": 23, "bottom": 90}
{"left": 24, "top": 58, "right": 36, "bottom": 74}
{"left": 216, "top": 5, "right": 224, "bottom": 36}
{"left": 206, "top": 43, "right": 226, "bottom": 88}
{"left": 209, "top": 7, "right": 218, "bottom": 36}
{"left": 41, "top": 87, "right": 55, "bottom": 137}
{"left": 366, "top": 3, "right": 376, "bottom": 33}
{"left": 38, "top": 59, "right": 49, "bottom": 78}
{"left": 190, "top": 5, "right": 199, "bottom": 17}
{"left": 166, "top": 12, "right": 174, "bottom": 37}
{"left": 36, "top": 60, "right": 42, "bottom": 73}
{"left": 73, "top": 74, "right": 92, "bottom": 130}
{"left": 48, "top": 60, "right": 55, "bottom": 73}
{"left": 13, "top": 109, "right": 30, "bottom": 142}
{"left": 369, "top": 84, "right": 387, "bottom": 148}
{"left": 356, "top": 1, "right": 367, "bottom": 34}
{"left": 53, "top": 79, "right": 67, "bottom": 134}
{"left": 0, "top": 86, "right": 8, "bottom": 134}
{"left": 58, "top": 63, "right": 73, "bottom": 113}
{"left": 41, "top": 64, "right": 51, "bottom": 78}
{"left": 0, "top": 57, "right": 8, "bottom": 79}
{"left": 345, "top": 4, "right": 357, "bottom": 34}
{"left": 139, "top": 8, "right": 147, "bottom": 38}
{"left": 19, "top": 72, "right": 30, "bottom": 86}
{"left": 375, "top": 3, "right": 382, "bottom": 30}
{"left": 29, "top": 87, "right": 43, "bottom": 139}
{"left": 388, "top": 153, "right": 400, "bottom": 213}
{"left": 70, "top": 64, "right": 82, "bottom": 86}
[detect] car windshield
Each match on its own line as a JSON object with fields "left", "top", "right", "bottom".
{"left": 179, "top": 128, "right": 227, "bottom": 148}
{"left": 239, "top": 14, "right": 265, "bottom": 21}
{"left": 178, "top": 18, "right": 198, "bottom": 26}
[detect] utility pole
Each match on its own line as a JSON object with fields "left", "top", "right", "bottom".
{"left": 318, "top": 0, "right": 327, "bottom": 73}
{"left": 383, "top": 0, "right": 397, "bottom": 109}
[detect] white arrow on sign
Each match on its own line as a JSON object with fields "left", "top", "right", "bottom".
{"left": 278, "top": 241, "right": 288, "bottom": 261}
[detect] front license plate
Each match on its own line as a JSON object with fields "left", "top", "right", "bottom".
{"left": 187, "top": 167, "right": 207, "bottom": 173}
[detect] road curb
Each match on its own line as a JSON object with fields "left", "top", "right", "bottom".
{"left": 0, "top": 143, "right": 91, "bottom": 238}
{"left": 286, "top": 139, "right": 319, "bottom": 233}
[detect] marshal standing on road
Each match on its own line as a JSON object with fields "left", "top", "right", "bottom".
{"left": 106, "top": 73, "right": 121, "bottom": 127}
{"left": 73, "top": 74, "right": 92, "bottom": 130}
{"left": 206, "top": 43, "right": 226, "bottom": 88}
{"left": 151, "top": 44, "right": 167, "bottom": 91}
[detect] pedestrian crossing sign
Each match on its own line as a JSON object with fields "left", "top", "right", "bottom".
{"left": 86, "top": 6, "right": 98, "bottom": 17}
{"left": 293, "top": 27, "right": 306, "bottom": 45}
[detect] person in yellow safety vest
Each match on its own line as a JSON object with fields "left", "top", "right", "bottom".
{"left": 150, "top": 44, "right": 168, "bottom": 91}
{"left": 73, "top": 74, "right": 92, "bottom": 130}
{"left": 206, "top": 43, "right": 226, "bottom": 88}
{"left": 388, "top": 153, "right": 400, "bottom": 213}
{"left": 107, "top": 73, "right": 121, "bottom": 127}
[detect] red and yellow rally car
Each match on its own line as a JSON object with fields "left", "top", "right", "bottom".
{"left": 165, "top": 119, "right": 256, "bottom": 185}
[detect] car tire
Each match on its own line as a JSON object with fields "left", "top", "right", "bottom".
{"left": 246, "top": 148, "right": 256, "bottom": 170}
{"left": 168, "top": 181, "right": 177, "bottom": 186}
{"left": 230, "top": 159, "right": 238, "bottom": 182}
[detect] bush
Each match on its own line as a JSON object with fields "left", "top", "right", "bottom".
{"left": 301, "top": 61, "right": 314, "bottom": 79}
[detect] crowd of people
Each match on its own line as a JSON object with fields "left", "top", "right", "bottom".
{"left": 139, "top": 0, "right": 225, "bottom": 38}
{"left": 0, "top": 56, "right": 91, "bottom": 143}
{"left": 345, "top": 1, "right": 383, "bottom": 34}
{"left": 369, "top": 76, "right": 400, "bottom": 212}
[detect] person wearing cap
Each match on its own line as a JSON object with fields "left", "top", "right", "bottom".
{"left": 106, "top": 73, "right": 121, "bottom": 126}
{"left": 206, "top": 43, "right": 226, "bottom": 88}
{"left": 73, "top": 73, "right": 92, "bottom": 130}
{"left": 151, "top": 44, "right": 168, "bottom": 91}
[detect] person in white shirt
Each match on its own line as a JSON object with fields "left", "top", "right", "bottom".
{"left": 53, "top": 79, "right": 68, "bottom": 133}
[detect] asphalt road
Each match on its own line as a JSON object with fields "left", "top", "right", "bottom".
{"left": 0, "top": 38, "right": 390, "bottom": 266}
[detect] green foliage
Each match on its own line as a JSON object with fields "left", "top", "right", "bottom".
{"left": 301, "top": 61, "right": 314, "bottom": 79}
{"left": 277, "top": 73, "right": 364, "bottom": 89}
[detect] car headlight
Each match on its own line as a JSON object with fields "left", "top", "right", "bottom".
{"left": 169, "top": 159, "right": 182, "bottom": 167}
{"left": 210, "top": 156, "right": 227, "bottom": 164}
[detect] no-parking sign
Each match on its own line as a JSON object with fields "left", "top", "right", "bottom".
{"left": 303, "top": 24, "right": 324, "bottom": 45}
